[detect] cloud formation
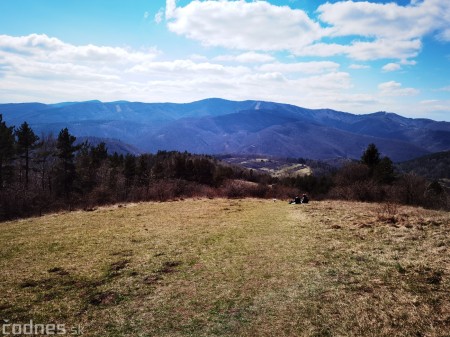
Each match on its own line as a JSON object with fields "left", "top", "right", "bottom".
{"left": 164, "top": 0, "right": 450, "bottom": 61}
{"left": 378, "top": 81, "right": 419, "bottom": 96}
{"left": 166, "top": 0, "right": 323, "bottom": 51}
{"left": 0, "top": 34, "right": 158, "bottom": 64}
{"left": 0, "top": 33, "right": 355, "bottom": 111}
{"left": 258, "top": 61, "right": 340, "bottom": 74}
{"left": 214, "top": 52, "right": 275, "bottom": 64}
{"left": 382, "top": 63, "right": 401, "bottom": 72}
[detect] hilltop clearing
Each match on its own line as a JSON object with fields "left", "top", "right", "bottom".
{"left": 0, "top": 199, "right": 448, "bottom": 336}
{"left": 219, "top": 156, "right": 313, "bottom": 177}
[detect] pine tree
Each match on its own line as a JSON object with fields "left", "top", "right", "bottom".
{"left": 123, "top": 154, "right": 136, "bottom": 187}
{"left": 35, "top": 133, "right": 56, "bottom": 191}
{"left": 0, "top": 115, "right": 15, "bottom": 189}
{"left": 15, "top": 122, "right": 39, "bottom": 189}
{"left": 137, "top": 155, "right": 150, "bottom": 186}
{"left": 361, "top": 143, "right": 381, "bottom": 170}
{"left": 373, "top": 156, "right": 395, "bottom": 184}
{"left": 91, "top": 142, "right": 108, "bottom": 168}
{"left": 55, "top": 128, "right": 79, "bottom": 199}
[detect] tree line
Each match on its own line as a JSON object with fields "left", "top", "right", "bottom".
{"left": 280, "top": 143, "right": 449, "bottom": 209}
{"left": 1, "top": 115, "right": 284, "bottom": 220}
{"left": 1, "top": 115, "right": 448, "bottom": 220}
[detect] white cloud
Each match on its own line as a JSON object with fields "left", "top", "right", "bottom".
{"left": 128, "top": 59, "right": 251, "bottom": 79}
{"left": 378, "top": 81, "right": 419, "bottom": 96}
{"left": 420, "top": 99, "right": 450, "bottom": 111}
{"left": 189, "top": 54, "right": 209, "bottom": 62}
{"left": 318, "top": 1, "right": 429, "bottom": 39}
{"left": 0, "top": 34, "right": 158, "bottom": 102}
{"left": 0, "top": 34, "right": 159, "bottom": 65}
{"left": 349, "top": 64, "right": 370, "bottom": 69}
{"left": 315, "top": 0, "right": 450, "bottom": 61}
{"left": 437, "top": 28, "right": 450, "bottom": 42}
{"left": 214, "top": 52, "right": 275, "bottom": 63}
{"left": 154, "top": 9, "right": 164, "bottom": 24}
{"left": 400, "top": 59, "right": 417, "bottom": 65}
{"left": 162, "top": 0, "right": 450, "bottom": 62}
{"left": 165, "top": 0, "right": 177, "bottom": 19}
{"left": 418, "top": 99, "right": 450, "bottom": 120}
{"left": 0, "top": 34, "right": 358, "bottom": 111}
{"left": 382, "top": 63, "right": 401, "bottom": 72}
{"left": 258, "top": 61, "right": 340, "bottom": 74}
{"left": 350, "top": 38, "right": 421, "bottom": 60}
{"left": 2, "top": 33, "right": 443, "bottom": 120}
{"left": 318, "top": 0, "right": 450, "bottom": 41}
{"left": 166, "top": 0, "right": 323, "bottom": 51}
{"left": 297, "top": 38, "right": 422, "bottom": 61}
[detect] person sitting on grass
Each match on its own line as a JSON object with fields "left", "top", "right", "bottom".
{"left": 289, "top": 195, "right": 301, "bottom": 204}
{"left": 301, "top": 193, "right": 309, "bottom": 204}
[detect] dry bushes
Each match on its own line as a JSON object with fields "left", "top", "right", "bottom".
{"left": 329, "top": 162, "right": 449, "bottom": 211}
{"left": 375, "top": 202, "right": 401, "bottom": 224}
{"left": 220, "top": 180, "right": 268, "bottom": 198}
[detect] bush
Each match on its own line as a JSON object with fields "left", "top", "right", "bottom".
{"left": 391, "top": 173, "right": 427, "bottom": 206}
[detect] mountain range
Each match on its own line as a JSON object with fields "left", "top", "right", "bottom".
{"left": 1, "top": 98, "right": 449, "bottom": 162}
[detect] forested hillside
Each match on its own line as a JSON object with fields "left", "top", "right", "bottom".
{"left": 1, "top": 116, "right": 448, "bottom": 220}
{"left": 397, "top": 151, "right": 450, "bottom": 180}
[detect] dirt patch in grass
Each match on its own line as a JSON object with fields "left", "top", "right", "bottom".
{"left": 88, "top": 291, "right": 122, "bottom": 306}
{"left": 157, "top": 260, "right": 182, "bottom": 274}
{"left": 107, "top": 259, "right": 130, "bottom": 276}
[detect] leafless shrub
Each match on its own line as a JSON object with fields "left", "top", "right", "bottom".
{"left": 146, "top": 180, "right": 178, "bottom": 201}
{"left": 221, "top": 180, "right": 249, "bottom": 198}
{"left": 376, "top": 202, "right": 400, "bottom": 224}
{"left": 219, "top": 180, "right": 271, "bottom": 199}
{"left": 329, "top": 181, "right": 385, "bottom": 202}
{"left": 391, "top": 173, "right": 427, "bottom": 206}
{"left": 266, "top": 184, "right": 298, "bottom": 200}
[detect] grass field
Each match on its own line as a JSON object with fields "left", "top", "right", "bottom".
{"left": 221, "top": 157, "right": 312, "bottom": 177}
{"left": 1, "top": 199, "right": 449, "bottom": 336}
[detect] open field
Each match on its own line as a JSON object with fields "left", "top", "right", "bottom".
{"left": 1, "top": 199, "right": 449, "bottom": 336}
{"left": 220, "top": 156, "right": 312, "bottom": 177}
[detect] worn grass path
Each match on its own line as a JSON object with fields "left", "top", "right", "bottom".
{"left": 1, "top": 199, "right": 449, "bottom": 336}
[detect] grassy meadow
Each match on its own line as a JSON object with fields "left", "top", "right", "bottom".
{"left": 0, "top": 199, "right": 449, "bottom": 336}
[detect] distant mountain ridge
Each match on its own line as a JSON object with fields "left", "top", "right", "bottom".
{"left": 1, "top": 98, "right": 449, "bottom": 161}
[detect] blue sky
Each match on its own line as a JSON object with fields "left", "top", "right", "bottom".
{"left": 0, "top": 0, "right": 449, "bottom": 121}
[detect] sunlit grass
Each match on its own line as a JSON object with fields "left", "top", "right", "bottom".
{"left": 1, "top": 199, "right": 448, "bottom": 336}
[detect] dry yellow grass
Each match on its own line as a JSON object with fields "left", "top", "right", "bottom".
{"left": 0, "top": 199, "right": 448, "bottom": 336}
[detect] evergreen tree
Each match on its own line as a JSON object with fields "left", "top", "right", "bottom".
{"left": 91, "top": 142, "right": 108, "bottom": 168}
{"left": 361, "top": 143, "right": 381, "bottom": 170}
{"left": 109, "top": 152, "right": 123, "bottom": 168}
{"left": 152, "top": 161, "right": 165, "bottom": 180}
{"left": 0, "top": 115, "right": 15, "bottom": 189}
{"left": 373, "top": 156, "right": 395, "bottom": 184}
{"left": 75, "top": 141, "right": 94, "bottom": 193}
{"left": 137, "top": 155, "right": 150, "bottom": 186}
{"left": 123, "top": 154, "right": 136, "bottom": 187}
{"left": 15, "top": 122, "right": 39, "bottom": 188}
{"left": 55, "top": 128, "right": 79, "bottom": 198}
{"left": 35, "top": 133, "right": 56, "bottom": 191}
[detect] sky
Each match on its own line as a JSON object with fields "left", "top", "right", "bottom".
{"left": 0, "top": 0, "right": 449, "bottom": 121}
